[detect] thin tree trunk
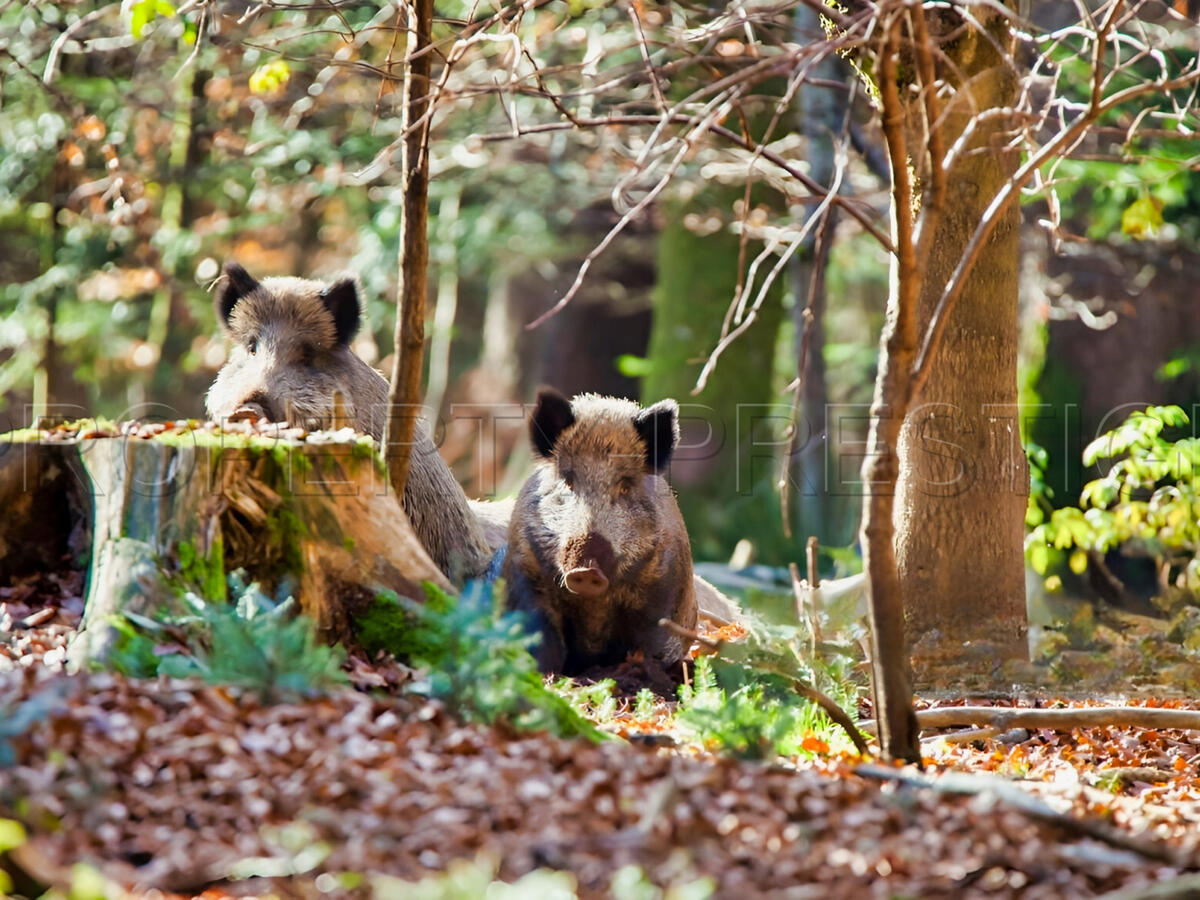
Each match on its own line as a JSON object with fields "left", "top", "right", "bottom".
{"left": 787, "top": 4, "right": 843, "bottom": 544}
{"left": 860, "top": 15, "right": 921, "bottom": 764}
{"left": 424, "top": 185, "right": 462, "bottom": 420}
{"left": 386, "top": 0, "right": 434, "bottom": 500}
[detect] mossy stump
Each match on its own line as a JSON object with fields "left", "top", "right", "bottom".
{"left": 1, "top": 427, "right": 448, "bottom": 665}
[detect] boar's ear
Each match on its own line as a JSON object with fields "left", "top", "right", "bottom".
{"left": 216, "top": 263, "right": 260, "bottom": 329}
{"left": 634, "top": 399, "right": 679, "bottom": 473}
{"left": 530, "top": 388, "right": 575, "bottom": 458}
{"left": 320, "top": 278, "right": 362, "bottom": 346}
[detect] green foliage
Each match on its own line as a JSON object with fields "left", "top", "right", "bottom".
{"left": 1025, "top": 441, "right": 1054, "bottom": 528}
{"left": 675, "top": 654, "right": 851, "bottom": 761}
{"left": 129, "top": 0, "right": 176, "bottom": 39}
{"left": 355, "top": 583, "right": 604, "bottom": 741}
{"left": 1026, "top": 406, "right": 1200, "bottom": 592}
{"left": 551, "top": 677, "right": 619, "bottom": 723}
{"left": 371, "top": 855, "right": 577, "bottom": 900}
{"left": 108, "top": 571, "right": 348, "bottom": 701}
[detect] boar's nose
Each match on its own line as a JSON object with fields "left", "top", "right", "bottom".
{"left": 565, "top": 566, "right": 609, "bottom": 598}
{"left": 227, "top": 393, "right": 277, "bottom": 424}
{"left": 562, "top": 532, "right": 615, "bottom": 598}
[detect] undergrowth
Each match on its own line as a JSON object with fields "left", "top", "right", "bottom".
{"left": 108, "top": 572, "right": 347, "bottom": 703}
{"left": 104, "top": 566, "right": 865, "bottom": 758}
{"left": 354, "top": 583, "right": 604, "bottom": 741}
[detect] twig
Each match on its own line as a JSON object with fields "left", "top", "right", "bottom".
{"left": 470, "top": 116, "right": 892, "bottom": 252}
{"left": 908, "top": 3, "right": 947, "bottom": 286}
{"left": 922, "top": 726, "right": 1001, "bottom": 745}
{"left": 44, "top": 4, "right": 114, "bottom": 84}
{"left": 657, "top": 618, "right": 872, "bottom": 758}
{"left": 627, "top": 1, "right": 666, "bottom": 114}
{"left": 854, "top": 764, "right": 1191, "bottom": 867}
{"left": 910, "top": 58, "right": 1200, "bottom": 401}
{"left": 525, "top": 99, "right": 733, "bottom": 330}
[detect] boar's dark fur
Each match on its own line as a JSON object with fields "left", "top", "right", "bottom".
{"left": 205, "top": 262, "right": 491, "bottom": 583}
{"left": 503, "top": 389, "right": 698, "bottom": 674}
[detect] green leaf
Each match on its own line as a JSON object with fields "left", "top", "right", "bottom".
{"left": 129, "top": 0, "right": 174, "bottom": 37}
{"left": 1121, "top": 194, "right": 1164, "bottom": 238}
{"left": 1029, "top": 541, "right": 1049, "bottom": 575}
{"left": 615, "top": 354, "right": 652, "bottom": 377}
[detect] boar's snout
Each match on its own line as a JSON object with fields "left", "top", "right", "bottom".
{"left": 226, "top": 393, "right": 277, "bottom": 424}
{"left": 565, "top": 566, "right": 609, "bottom": 598}
{"left": 562, "top": 532, "right": 615, "bottom": 599}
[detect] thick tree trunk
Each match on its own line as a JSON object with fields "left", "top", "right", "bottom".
{"left": 3, "top": 432, "right": 447, "bottom": 666}
{"left": 894, "top": 10, "right": 1027, "bottom": 675}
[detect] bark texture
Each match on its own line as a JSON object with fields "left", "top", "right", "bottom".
{"left": 894, "top": 9, "right": 1028, "bottom": 672}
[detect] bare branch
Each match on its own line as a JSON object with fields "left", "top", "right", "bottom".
{"left": 911, "top": 60, "right": 1200, "bottom": 399}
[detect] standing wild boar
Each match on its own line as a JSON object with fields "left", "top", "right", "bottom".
{"left": 205, "top": 261, "right": 491, "bottom": 583}
{"left": 503, "top": 388, "right": 698, "bottom": 674}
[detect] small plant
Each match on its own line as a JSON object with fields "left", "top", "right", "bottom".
{"left": 108, "top": 571, "right": 348, "bottom": 702}
{"left": 674, "top": 656, "right": 842, "bottom": 760}
{"left": 1026, "top": 405, "right": 1199, "bottom": 595}
{"left": 354, "top": 583, "right": 604, "bottom": 741}
{"left": 551, "top": 677, "right": 620, "bottom": 724}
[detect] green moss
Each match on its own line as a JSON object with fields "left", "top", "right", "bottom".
{"left": 266, "top": 506, "right": 307, "bottom": 577}
{"left": 349, "top": 435, "right": 387, "bottom": 476}
{"left": 176, "top": 537, "right": 227, "bottom": 602}
{"left": 0, "top": 428, "right": 42, "bottom": 443}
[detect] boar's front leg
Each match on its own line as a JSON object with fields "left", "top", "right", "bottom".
{"left": 505, "top": 567, "right": 567, "bottom": 673}
{"left": 638, "top": 586, "right": 696, "bottom": 668}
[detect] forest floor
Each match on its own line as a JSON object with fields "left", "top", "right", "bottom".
{"left": 3, "top": 568, "right": 1200, "bottom": 899}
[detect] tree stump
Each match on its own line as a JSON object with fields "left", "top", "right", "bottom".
{"left": 2, "top": 424, "right": 447, "bottom": 666}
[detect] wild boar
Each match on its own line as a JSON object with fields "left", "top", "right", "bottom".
{"left": 503, "top": 388, "right": 698, "bottom": 674}
{"left": 205, "top": 261, "right": 492, "bottom": 583}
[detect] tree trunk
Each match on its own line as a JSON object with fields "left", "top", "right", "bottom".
{"left": 643, "top": 192, "right": 786, "bottom": 564}
{"left": 386, "top": 0, "right": 434, "bottom": 500}
{"left": 894, "top": 9, "right": 1027, "bottom": 676}
{"left": 787, "top": 4, "right": 844, "bottom": 546}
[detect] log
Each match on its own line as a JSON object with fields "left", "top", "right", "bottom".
{"left": 2, "top": 424, "right": 447, "bottom": 666}
{"left": 859, "top": 705, "right": 1200, "bottom": 736}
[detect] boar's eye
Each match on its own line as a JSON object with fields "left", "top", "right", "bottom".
{"left": 247, "top": 336, "right": 258, "bottom": 355}
{"left": 560, "top": 469, "right": 576, "bottom": 491}
{"left": 300, "top": 343, "right": 316, "bottom": 367}
{"left": 617, "top": 476, "right": 636, "bottom": 496}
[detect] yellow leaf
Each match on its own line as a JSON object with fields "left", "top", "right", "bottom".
{"left": 1121, "top": 194, "right": 1164, "bottom": 239}
{"left": 249, "top": 60, "right": 291, "bottom": 95}
{"left": 1069, "top": 550, "right": 1088, "bottom": 574}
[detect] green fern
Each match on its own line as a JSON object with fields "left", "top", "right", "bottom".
{"left": 107, "top": 571, "right": 347, "bottom": 702}
{"left": 355, "top": 582, "right": 605, "bottom": 742}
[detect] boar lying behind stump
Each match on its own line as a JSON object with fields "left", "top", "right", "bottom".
{"left": 205, "top": 262, "right": 491, "bottom": 584}
{"left": 503, "top": 389, "right": 698, "bottom": 675}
